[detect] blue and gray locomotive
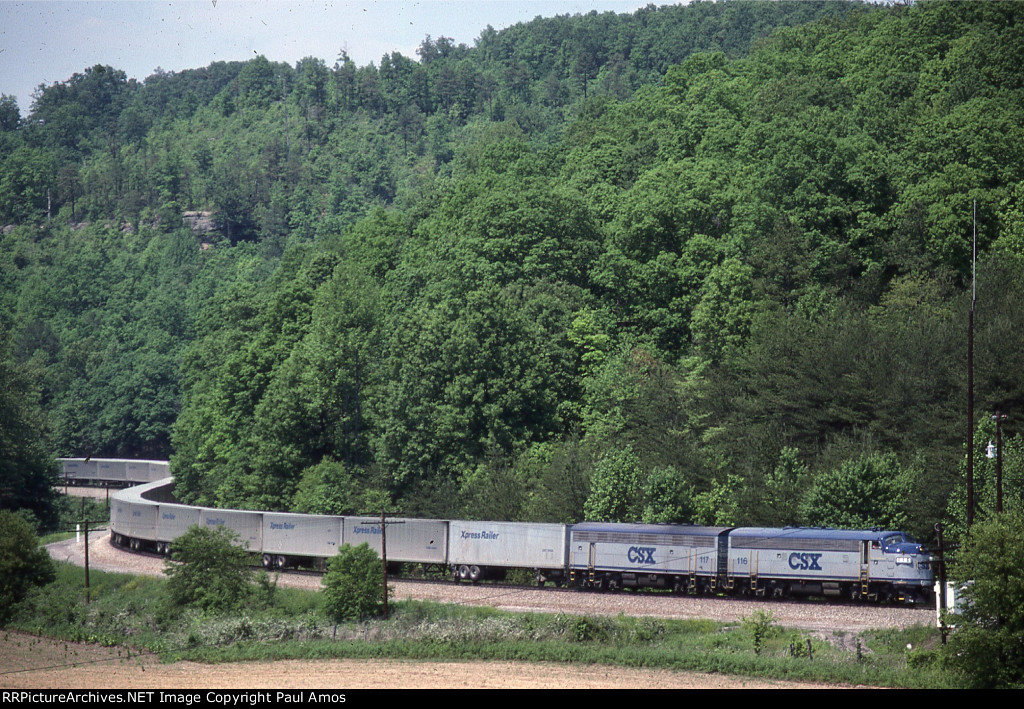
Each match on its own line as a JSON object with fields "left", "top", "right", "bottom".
{"left": 567, "top": 523, "right": 932, "bottom": 603}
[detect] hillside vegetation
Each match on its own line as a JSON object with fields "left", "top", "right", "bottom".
{"left": 2, "top": 0, "right": 1023, "bottom": 544}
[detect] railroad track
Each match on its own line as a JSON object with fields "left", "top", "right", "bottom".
{"left": 47, "top": 534, "right": 935, "bottom": 634}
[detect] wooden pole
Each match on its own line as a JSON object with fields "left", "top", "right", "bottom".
{"left": 84, "top": 518, "right": 90, "bottom": 604}
{"left": 967, "top": 200, "right": 977, "bottom": 529}
{"left": 381, "top": 509, "right": 389, "bottom": 620}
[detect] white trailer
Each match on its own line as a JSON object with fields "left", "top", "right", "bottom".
{"left": 95, "top": 459, "right": 128, "bottom": 482}
{"left": 198, "top": 507, "right": 262, "bottom": 551}
{"left": 448, "top": 521, "right": 569, "bottom": 583}
{"left": 342, "top": 517, "right": 448, "bottom": 566}
{"left": 154, "top": 502, "right": 201, "bottom": 554}
{"left": 61, "top": 458, "right": 99, "bottom": 482}
{"left": 262, "top": 512, "right": 344, "bottom": 568}
{"left": 110, "top": 495, "right": 158, "bottom": 551}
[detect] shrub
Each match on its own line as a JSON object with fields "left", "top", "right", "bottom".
{"left": 322, "top": 543, "right": 384, "bottom": 623}
{"left": 163, "top": 525, "right": 252, "bottom": 613}
{"left": 552, "top": 613, "right": 611, "bottom": 643}
{"left": 0, "top": 510, "right": 56, "bottom": 623}
{"left": 741, "top": 609, "right": 777, "bottom": 656}
{"left": 944, "top": 510, "right": 1024, "bottom": 688}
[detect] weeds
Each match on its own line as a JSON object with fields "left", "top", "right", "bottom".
{"left": 740, "top": 609, "right": 777, "bottom": 655}
{"left": 4, "top": 562, "right": 954, "bottom": 687}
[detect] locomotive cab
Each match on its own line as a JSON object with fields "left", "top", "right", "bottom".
{"left": 872, "top": 531, "right": 934, "bottom": 602}
{"left": 725, "top": 527, "right": 935, "bottom": 603}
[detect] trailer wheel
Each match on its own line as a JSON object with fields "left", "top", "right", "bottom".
{"left": 458, "top": 564, "right": 470, "bottom": 580}
{"left": 262, "top": 554, "right": 273, "bottom": 568}
{"left": 469, "top": 565, "right": 482, "bottom": 582}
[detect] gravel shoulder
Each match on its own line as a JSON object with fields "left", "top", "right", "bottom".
{"left": 49, "top": 534, "right": 936, "bottom": 633}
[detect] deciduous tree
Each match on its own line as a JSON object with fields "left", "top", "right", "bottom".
{"left": 163, "top": 525, "right": 253, "bottom": 613}
{"left": 0, "top": 510, "right": 55, "bottom": 623}
{"left": 322, "top": 543, "right": 384, "bottom": 622}
{"left": 945, "top": 510, "right": 1024, "bottom": 688}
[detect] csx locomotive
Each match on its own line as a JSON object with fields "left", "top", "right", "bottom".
{"left": 64, "top": 458, "right": 934, "bottom": 603}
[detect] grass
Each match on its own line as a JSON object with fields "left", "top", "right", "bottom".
{"left": 38, "top": 493, "right": 112, "bottom": 545}
{"left": 6, "top": 561, "right": 956, "bottom": 688}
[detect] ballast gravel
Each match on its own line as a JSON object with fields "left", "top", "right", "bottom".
{"left": 48, "top": 533, "right": 934, "bottom": 634}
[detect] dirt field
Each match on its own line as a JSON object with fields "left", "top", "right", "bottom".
{"left": 0, "top": 632, "right": 841, "bottom": 689}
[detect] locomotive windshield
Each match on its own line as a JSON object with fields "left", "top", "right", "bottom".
{"left": 882, "top": 533, "right": 908, "bottom": 549}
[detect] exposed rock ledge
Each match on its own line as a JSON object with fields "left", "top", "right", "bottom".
{"left": 182, "top": 210, "right": 216, "bottom": 234}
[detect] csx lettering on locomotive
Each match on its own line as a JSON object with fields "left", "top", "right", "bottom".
{"left": 627, "top": 546, "right": 657, "bottom": 564}
{"left": 788, "top": 552, "right": 823, "bottom": 570}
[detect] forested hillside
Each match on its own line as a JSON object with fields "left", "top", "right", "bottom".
{"left": 2, "top": 0, "right": 1022, "bottom": 541}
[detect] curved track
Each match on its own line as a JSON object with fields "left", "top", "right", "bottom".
{"left": 55, "top": 458, "right": 939, "bottom": 631}
{"left": 48, "top": 533, "right": 935, "bottom": 633}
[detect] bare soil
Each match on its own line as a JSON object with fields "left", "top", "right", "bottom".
{"left": 0, "top": 632, "right": 841, "bottom": 689}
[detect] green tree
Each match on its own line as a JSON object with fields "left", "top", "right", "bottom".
{"left": 945, "top": 417, "right": 1024, "bottom": 546}
{"left": 291, "top": 458, "right": 360, "bottom": 515}
{"left": 584, "top": 446, "right": 642, "bottom": 522}
{"left": 0, "top": 94, "right": 19, "bottom": 131}
{"left": 322, "top": 542, "right": 384, "bottom": 622}
{"left": 0, "top": 510, "right": 56, "bottom": 624}
{"left": 800, "top": 451, "right": 909, "bottom": 530}
{"left": 163, "top": 525, "right": 252, "bottom": 613}
{"left": 641, "top": 466, "right": 696, "bottom": 524}
{"left": 760, "top": 447, "right": 810, "bottom": 527}
{"left": 459, "top": 445, "right": 528, "bottom": 521}
{"left": 521, "top": 436, "right": 594, "bottom": 523}
{"left": 690, "top": 258, "right": 758, "bottom": 362}
{"left": 0, "top": 330, "right": 58, "bottom": 529}
{"left": 0, "top": 146, "right": 57, "bottom": 224}
{"left": 691, "top": 473, "right": 742, "bottom": 527}
{"left": 945, "top": 510, "right": 1024, "bottom": 688}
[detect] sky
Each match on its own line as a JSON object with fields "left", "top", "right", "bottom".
{"left": 0, "top": 0, "right": 664, "bottom": 115}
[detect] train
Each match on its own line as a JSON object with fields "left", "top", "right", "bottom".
{"left": 62, "top": 458, "right": 935, "bottom": 603}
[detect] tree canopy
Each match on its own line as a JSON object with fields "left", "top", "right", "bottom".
{"left": 322, "top": 543, "right": 385, "bottom": 622}
{"left": 0, "top": 510, "right": 56, "bottom": 623}
{"left": 946, "top": 510, "right": 1024, "bottom": 688}
{"left": 2, "top": 1, "right": 1024, "bottom": 545}
{"left": 163, "top": 525, "right": 253, "bottom": 613}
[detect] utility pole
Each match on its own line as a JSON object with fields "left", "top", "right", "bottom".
{"left": 79, "top": 496, "right": 106, "bottom": 604}
{"left": 935, "top": 522, "right": 947, "bottom": 644}
{"left": 381, "top": 509, "right": 388, "bottom": 620}
{"left": 367, "top": 513, "right": 404, "bottom": 620}
{"left": 82, "top": 517, "right": 106, "bottom": 604}
{"left": 967, "top": 201, "right": 977, "bottom": 529}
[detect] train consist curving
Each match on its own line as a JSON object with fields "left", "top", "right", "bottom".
{"left": 64, "top": 459, "right": 935, "bottom": 603}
